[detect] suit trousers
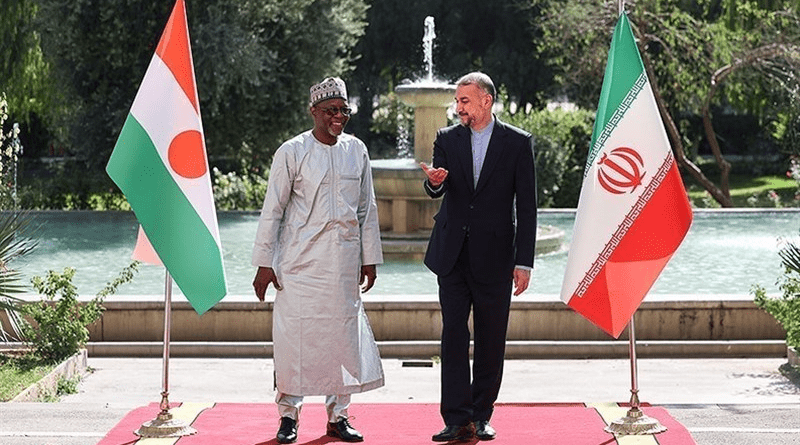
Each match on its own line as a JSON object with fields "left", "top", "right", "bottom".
{"left": 437, "top": 240, "right": 513, "bottom": 426}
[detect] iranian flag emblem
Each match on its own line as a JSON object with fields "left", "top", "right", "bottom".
{"left": 107, "top": 0, "right": 226, "bottom": 315}
{"left": 559, "top": 13, "right": 693, "bottom": 338}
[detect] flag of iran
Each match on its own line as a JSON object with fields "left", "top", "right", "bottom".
{"left": 559, "top": 13, "right": 693, "bottom": 338}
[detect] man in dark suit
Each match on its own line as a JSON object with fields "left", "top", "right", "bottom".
{"left": 420, "top": 72, "right": 537, "bottom": 442}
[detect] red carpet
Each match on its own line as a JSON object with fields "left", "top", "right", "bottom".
{"left": 97, "top": 402, "right": 696, "bottom": 445}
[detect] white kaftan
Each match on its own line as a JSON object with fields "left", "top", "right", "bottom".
{"left": 252, "top": 130, "right": 384, "bottom": 396}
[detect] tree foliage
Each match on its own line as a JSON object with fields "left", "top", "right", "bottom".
{"left": 0, "top": 0, "right": 51, "bottom": 123}
{"left": 21, "top": 262, "right": 138, "bottom": 362}
{"left": 538, "top": 0, "right": 800, "bottom": 206}
{"left": 35, "top": 0, "right": 368, "bottom": 178}
{"left": 3, "top": 0, "right": 800, "bottom": 208}
{"left": 499, "top": 99, "right": 594, "bottom": 208}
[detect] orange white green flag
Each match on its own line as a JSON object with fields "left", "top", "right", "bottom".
{"left": 559, "top": 12, "right": 693, "bottom": 338}
{"left": 107, "top": 0, "right": 226, "bottom": 315}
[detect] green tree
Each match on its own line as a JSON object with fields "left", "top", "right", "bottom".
{"left": 0, "top": 0, "right": 52, "bottom": 124}
{"left": 36, "top": 0, "right": 367, "bottom": 183}
{"left": 538, "top": 0, "right": 800, "bottom": 207}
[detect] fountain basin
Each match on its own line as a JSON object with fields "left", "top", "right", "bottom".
{"left": 371, "top": 158, "right": 429, "bottom": 198}
{"left": 394, "top": 82, "right": 456, "bottom": 108}
{"left": 395, "top": 82, "right": 455, "bottom": 164}
{"left": 371, "top": 158, "right": 564, "bottom": 257}
{"left": 371, "top": 158, "right": 436, "bottom": 235}
{"left": 371, "top": 153, "right": 440, "bottom": 237}
{"left": 370, "top": 158, "right": 565, "bottom": 257}
{"left": 379, "top": 223, "right": 565, "bottom": 261}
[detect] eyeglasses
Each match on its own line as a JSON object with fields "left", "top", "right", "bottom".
{"left": 318, "top": 106, "right": 352, "bottom": 117}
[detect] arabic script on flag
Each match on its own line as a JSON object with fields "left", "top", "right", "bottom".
{"left": 559, "top": 12, "right": 693, "bottom": 338}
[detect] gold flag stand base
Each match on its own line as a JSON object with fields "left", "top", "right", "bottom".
{"left": 135, "top": 410, "right": 197, "bottom": 438}
{"left": 135, "top": 393, "right": 197, "bottom": 438}
{"left": 604, "top": 405, "right": 668, "bottom": 435}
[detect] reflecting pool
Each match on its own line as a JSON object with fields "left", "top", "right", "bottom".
{"left": 13, "top": 209, "right": 800, "bottom": 298}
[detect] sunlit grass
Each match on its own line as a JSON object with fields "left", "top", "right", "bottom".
{"left": 0, "top": 354, "right": 54, "bottom": 401}
{"left": 687, "top": 174, "right": 798, "bottom": 207}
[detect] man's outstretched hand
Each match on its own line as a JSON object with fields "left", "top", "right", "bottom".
{"left": 420, "top": 162, "right": 448, "bottom": 188}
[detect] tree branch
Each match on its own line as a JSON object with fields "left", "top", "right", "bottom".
{"left": 701, "top": 43, "right": 800, "bottom": 206}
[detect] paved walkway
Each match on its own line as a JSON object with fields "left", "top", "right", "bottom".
{"left": 0, "top": 356, "right": 798, "bottom": 444}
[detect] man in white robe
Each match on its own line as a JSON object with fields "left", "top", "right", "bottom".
{"left": 252, "top": 77, "right": 384, "bottom": 444}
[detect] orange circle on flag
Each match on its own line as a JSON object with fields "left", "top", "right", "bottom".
{"left": 168, "top": 130, "right": 207, "bottom": 179}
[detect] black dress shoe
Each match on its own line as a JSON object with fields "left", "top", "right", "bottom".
{"left": 326, "top": 418, "right": 364, "bottom": 442}
{"left": 276, "top": 417, "right": 297, "bottom": 444}
{"left": 474, "top": 420, "right": 496, "bottom": 440}
{"left": 432, "top": 424, "right": 475, "bottom": 442}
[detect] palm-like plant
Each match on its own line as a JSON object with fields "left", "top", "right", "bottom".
{"left": 0, "top": 211, "right": 39, "bottom": 341}
{"left": 779, "top": 238, "right": 800, "bottom": 274}
{"left": 753, "top": 236, "right": 800, "bottom": 350}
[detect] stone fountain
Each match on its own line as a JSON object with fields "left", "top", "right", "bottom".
{"left": 371, "top": 17, "right": 452, "bottom": 259}
{"left": 371, "top": 16, "right": 563, "bottom": 259}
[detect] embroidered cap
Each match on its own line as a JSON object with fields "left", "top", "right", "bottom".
{"left": 309, "top": 77, "right": 348, "bottom": 106}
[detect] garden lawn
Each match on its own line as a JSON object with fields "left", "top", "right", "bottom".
{"left": 0, "top": 354, "right": 55, "bottom": 401}
{"left": 687, "top": 174, "right": 798, "bottom": 207}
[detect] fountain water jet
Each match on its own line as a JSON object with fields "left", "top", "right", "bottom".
{"left": 371, "top": 16, "right": 454, "bottom": 252}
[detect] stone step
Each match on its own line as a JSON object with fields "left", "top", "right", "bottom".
{"left": 84, "top": 339, "right": 787, "bottom": 359}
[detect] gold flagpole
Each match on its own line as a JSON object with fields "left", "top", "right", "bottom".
{"left": 605, "top": 316, "right": 667, "bottom": 435}
{"left": 603, "top": 2, "right": 670, "bottom": 435}
{"left": 134, "top": 271, "right": 197, "bottom": 437}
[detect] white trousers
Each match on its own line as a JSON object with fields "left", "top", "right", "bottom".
{"left": 276, "top": 392, "right": 351, "bottom": 423}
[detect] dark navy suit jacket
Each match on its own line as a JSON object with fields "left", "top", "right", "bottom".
{"left": 423, "top": 119, "right": 537, "bottom": 283}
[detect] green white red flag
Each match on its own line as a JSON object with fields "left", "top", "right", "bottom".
{"left": 559, "top": 13, "right": 693, "bottom": 338}
{"left": 107, "top": 0, "right": 226, "bottom": 315}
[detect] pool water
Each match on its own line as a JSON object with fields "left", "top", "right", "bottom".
{"left": 13, "top": 209, "right": 799, "bottom": 298}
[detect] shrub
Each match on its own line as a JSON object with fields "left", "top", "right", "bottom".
{"left": 16, "top": 159, "right": 131, "bottom": 211}
{"left": 753, "top": 236, "right": 800, "bottom": 349}
{"left": 21, "top": 268, "right": 102, "bottom": 362}
{"left": 20, "top": 262, "right": 139, "bottom": 362}
{"left": 753, "top": 277, "right": 800, "bottom": 349}
{"left": 367, "top": 90, "right": 414, "bottom": 160}
{"left": 212, "top": 167, "right": 268, "bottom": 211}
{"left": 499, "top": 103, "right": 594, "bottom": 208}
